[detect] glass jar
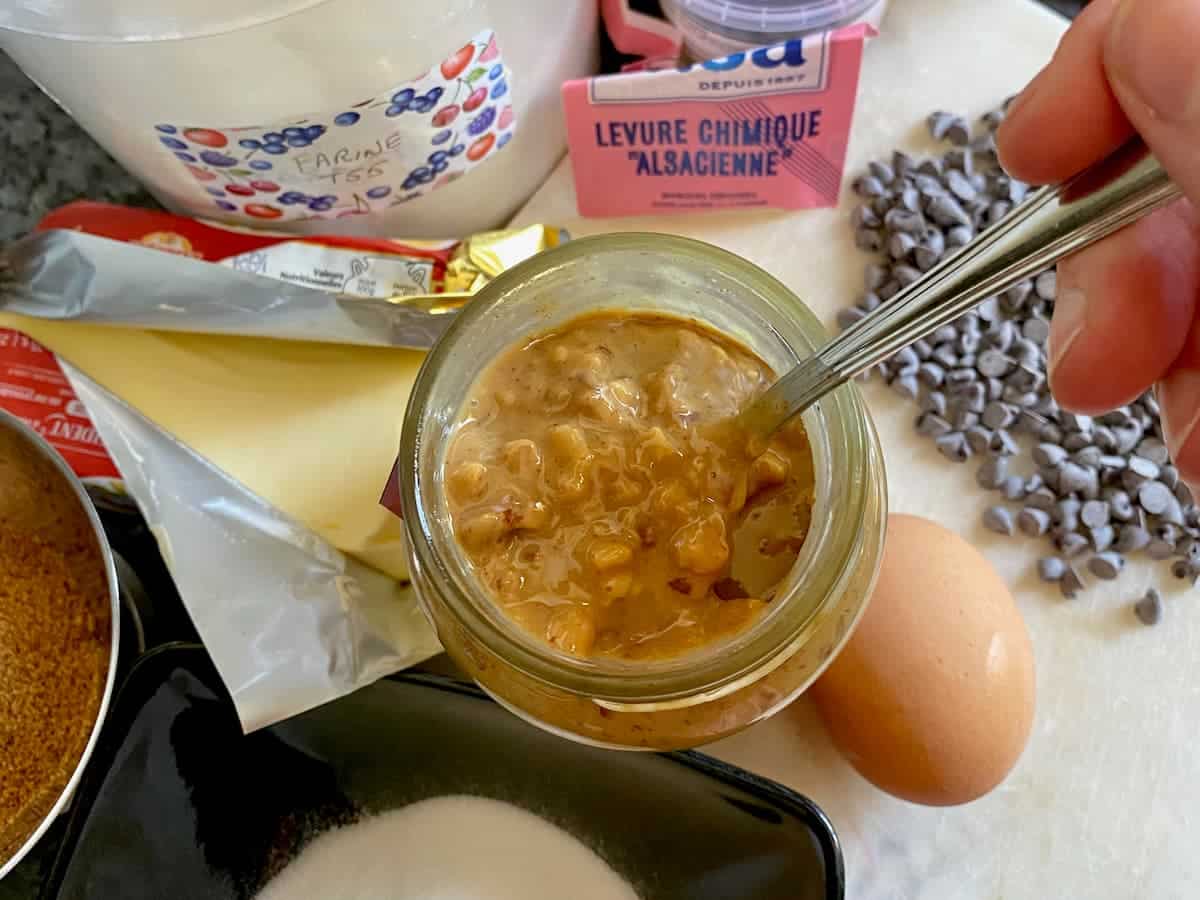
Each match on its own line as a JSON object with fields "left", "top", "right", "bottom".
{"left": 658, "top": 0, "right": 888, "bottom": 61}
{"left": 398, "top": 233, "right": 886, "bottom": 751}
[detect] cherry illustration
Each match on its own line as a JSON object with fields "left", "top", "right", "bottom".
{"left": 183, "top": 128, "right": 229, "bottom": 148}
{"left": 244, "top": 203, "right": 283, "bottom": 219}
{"left": 440, "top": 43, "right": 475, "bottom": 80}
{"left": 466, "top": 132, "right": 495, "bottom": 161}
{"left": 433, "top": 104, "right": 460, "bottom": 127}
{"left": 463, "top": 86, "right": 487, "bottom": 112}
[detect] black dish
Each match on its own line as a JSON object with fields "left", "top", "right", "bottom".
{"left": 43, "top": 644, "right": 843, "bottom": 900}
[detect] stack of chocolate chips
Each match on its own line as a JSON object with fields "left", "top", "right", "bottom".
{"left": 843, "top": 100, "right": 1194, "bottom": 620}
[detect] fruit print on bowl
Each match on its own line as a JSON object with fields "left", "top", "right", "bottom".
{"left": 152, "top": 29, "right": 517, "bottom": 225}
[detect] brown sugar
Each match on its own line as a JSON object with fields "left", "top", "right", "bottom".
{"left": 0, "top": 424, "right": 112, "bottom": 866}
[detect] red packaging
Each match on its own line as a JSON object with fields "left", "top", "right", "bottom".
{"left": 0, "top": 328, "right": 120, "bottom": 481}
{"left": 38, "top": 202, "right": 458, "bottom": 300}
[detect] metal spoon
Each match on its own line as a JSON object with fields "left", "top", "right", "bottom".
{"left": 740, "top": 139, "right": 1182, "bottom": 439}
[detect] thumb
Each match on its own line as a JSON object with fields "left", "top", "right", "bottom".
{"left": 1103, "top": 0, "right": 1200, "bottom": 207}
{"left": 1103, "top": 0, "right": 1200, "bottom": 488}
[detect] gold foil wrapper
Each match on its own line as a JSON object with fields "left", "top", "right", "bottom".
{"left": 441, "top": 224, "right": 569, "bottom": 298}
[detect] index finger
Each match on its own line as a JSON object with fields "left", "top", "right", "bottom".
{"left": 996, "top": 0, "right": 1133, "bottom": 185}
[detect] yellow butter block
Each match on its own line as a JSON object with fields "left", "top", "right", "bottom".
{"left": 0, "top": 314, "right": 420, "bottom": 581}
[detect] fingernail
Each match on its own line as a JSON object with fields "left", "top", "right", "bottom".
{"left": 1159, "top": 369, "right": 1200, "bottom": 462}
{"left": 1002, "top": 62, "right": 1050, "bottom": 124}
{"left": 1004, "top": 81, "right": 1039, "bottom": 121}
{"left": 1047, "top": 286, "right": 1087, "bottom": 378}
{"left": 1106, "top": 0, "right": 1200, "bottom": 122}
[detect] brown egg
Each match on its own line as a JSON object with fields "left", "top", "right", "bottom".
{"left": 808, "top": 513, "right": 1035, "bottom": 806}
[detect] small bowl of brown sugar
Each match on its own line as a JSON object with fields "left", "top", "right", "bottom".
{"left": 0, "top": 410, "right": 119, "bottom": 877}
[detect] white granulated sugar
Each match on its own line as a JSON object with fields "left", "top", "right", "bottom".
{"left": 255, "top": 795, "right": 641, "bottom": 900}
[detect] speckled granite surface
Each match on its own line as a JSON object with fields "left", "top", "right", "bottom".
{"left": 0, "top": 52, "right": 155, "bottom": 243}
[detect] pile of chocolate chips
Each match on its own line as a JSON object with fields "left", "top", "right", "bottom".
{"left": 843, "top": 100, "right": 1195, "bottom": 619}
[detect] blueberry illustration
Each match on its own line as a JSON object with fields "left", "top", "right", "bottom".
{"left": 206, "top": 187, "right": 226, "bottom": 196}
{"left": 305, "top": 125, "right": 326, "bottom": 139}
{"left": 412, "top": 166, "right": 434, "bottom": 184}
{"left": 489, "top": 64, "right": 503, "bottom": 80}
{"left": 160, "top": 137, "right": 188, "bottom": 150}
{"left": 175, "top": 152, "right": 197, "bottom": 163}
{"left": 263, "top": 132, "right": 285, "bottom": 144}
{"left": 279, "top": 192, "right": 306, "bottom": 205}
{"left": 449, "top": 143, "right": 466, "bottom": 157}
{"left": 155, "top": 124, "right": 178, "bottom": 134}
{"left": 249, "top": 159, "right": 273, "bottom": 171}
{"left": 392, "top": 87, "right": 416, "bottom": 105}
{"left": 467, "top": 106, "right": 496, "bottom": 136}
{"left": 402, "top": 177, "right": 418, "bottom": 192}
{"left": 309, "top": 200, "right": 334, "bottom": 212}
{"left": 200, "top": 150, "right": 237, "bottom": 167}
{"left": 386, "top": 104, "right": 405, "bottom": 118}
{"left": 497, "top": 131, "right": 513, "bottom": 149}
{"left": 428, "top": 149, "right": 449, "bottom": 165}
{"left": 431, "top": 129, "right": 452, "bottom": 145}
{"left": 318, "top": 195, "right": 338, "bottom": 204}
{"left": 215, "top": 200, "right": 238, "bottom": 211}
{"left": 283, "top": 126, "right": 306, "bottom": 138}
{"left": 334, "top": 111, "right": 360, "bottom": 127}
{"left": 426, "top": 86, "right": 444, "bottom": 102}
{"left": 239, "top": 138, "right": 262, "bottom": 150}
{"left": 366, "top": 185, "right": 391, "bottom": 199}
{"left": 412, "top": 98, "right": 435, "bottom": 114}
{"left": 432, "top": 158, "right": 449, "bottom": 174}
{"left": 286, "top": 136, "right": 311, "bottom": 148}
{"left": 263, "top": 144, "right": 288, "bottom": 155}
{"left": 490, "top": 79, "right": 507, "bottom": 100}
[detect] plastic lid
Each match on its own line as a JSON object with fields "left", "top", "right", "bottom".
{"left": 671, "top": 0, "right": 882, "bottom": 38}
{"left": 0, "top": 0, "right": 332, "bottom": 42}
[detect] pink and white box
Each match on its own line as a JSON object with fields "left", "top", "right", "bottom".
{"left": 563, "top": 24, "right": 871, "bottom": 218}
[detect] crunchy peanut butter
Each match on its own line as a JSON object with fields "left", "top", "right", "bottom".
{"left": 444, "top": 311, "right": 815, "bottom": 661}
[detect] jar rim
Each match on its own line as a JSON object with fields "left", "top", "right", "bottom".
{"left": 400, "top": 232, "right": 881, "bottom": 704}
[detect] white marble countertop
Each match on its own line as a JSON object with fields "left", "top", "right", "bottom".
{"left": 513, "top": 1, "right": 1199, "bottom": 897}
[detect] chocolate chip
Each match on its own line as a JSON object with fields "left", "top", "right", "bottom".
{"left": 977, "top": 455, "right": 1008, "bottom": 490}
{"left": 1088, "top": 552, "right": 1124, "bottom": 580}
{"left": 1139, "top": 481, "right": 1174, "bottom": 515}
{"left": 1038, "top": 557, "right": 1066, "bottom": 582}
{"left": 1060, "top": 565, "right": 1085, "bottom": 599}
{"left": 983, "top": 505, "right": 1014, "bottom": 535}
{"left": 1134, "top": 589, "right": 1163, "bottom": 626}
{"left": 1116, "top": 524, "right": 1151, "bottom": 553}
{"left": 1018, "top": 507, "right": 1052, "bottom": 537}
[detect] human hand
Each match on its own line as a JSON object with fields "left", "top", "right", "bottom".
{"left": 996, "top": 0, "right": 1200, "bottom": 490}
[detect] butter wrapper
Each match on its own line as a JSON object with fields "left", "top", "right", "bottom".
{"left": 0, "top": 202, "right": 566, "bottom": 349}
{"left": 0, "top": 325, "right": 440, "bottom": 732}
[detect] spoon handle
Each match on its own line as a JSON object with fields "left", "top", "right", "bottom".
{"left": 748, "top": 138, "right": 1182, "bottom": 437}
